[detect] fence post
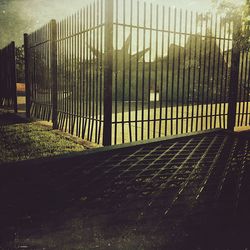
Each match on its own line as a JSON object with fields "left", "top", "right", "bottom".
{"left": 50, "top": 19, "right": 58, "bottom": 129}
{"left": 11, "top": 41, "right": 18, "bottom": 113}
{"left": 103, "top": 0, "right": 114, "bottom": 146}
{"left": 0, "top": 49, "right": 2, "bottom": 106}
{"left": 24, "top": 34, "right": 31, "bottom": 118}
{"left": 228, "top": 20, "right": 241, "bottom": 131}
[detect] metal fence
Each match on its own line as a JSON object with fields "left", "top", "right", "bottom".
{"left": 0, "top": 41, "right": 17, "bottom": 112}
{"left": 56, "top": 2, "right": 105, "bottom": 143}
{"left": 24, "top": 0, "right": 250, "bottom": 145}
{"left": 25, "top": 1, "right": 106, "bottom": 143}
{"left": 112, "top": 1, "right": 233, "bottom": 144}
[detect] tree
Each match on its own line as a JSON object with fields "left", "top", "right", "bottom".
{"left": 212, "top": 0, "right": 250, "bottom": 49}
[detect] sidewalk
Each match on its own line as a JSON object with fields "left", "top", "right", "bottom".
{"left": 0, "top": 129, "right": 249, "bottom": 249}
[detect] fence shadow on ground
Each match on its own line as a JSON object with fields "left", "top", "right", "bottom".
{"left": 0, "top": 130, "right": 249, "bottom": 249}
{"left": 0, "top": 112, "right": 28, "bottom": 126}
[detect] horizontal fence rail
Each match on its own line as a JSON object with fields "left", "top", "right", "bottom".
{"left": 0, "top": 42, "right": 17, "bottom": 112}
{"left": 24, "top": 0, "right": 250, "bottom": 145}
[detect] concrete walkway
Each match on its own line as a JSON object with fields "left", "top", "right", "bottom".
{"left": 0, "top": 129, "right": 249, "bottom": 249}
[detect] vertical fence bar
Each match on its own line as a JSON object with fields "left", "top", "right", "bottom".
{"left": 141, "top": 2, "right": 146, "bottom": 140}
{"left": 114, "top": 0, "right": 118, "bottom": 144}
{"left": 219, "top": 19, "right": 226, "bottom": 128}
{"left": 246, "top": 25, "right": 250, "bottom": 126}
{"left": 186, "top": 11, "right": 193, "bottom": 133}
{"left": 223, "top": 22, "right": 231, "bottom": 128}
{"left": 170, "top": 8, "right": 177, "bottom": 135}
{"left": 103, "top": 0, "right": 113, "bottom": 146}
{"left": 0, "top": 48, "right": 2, "bottom": 107}
{"left": 98, "top": 0, "right": 104, "bottom": 144}
{"left": 237, "top": 51, "right": 244, "bottom": 126}
{"left": 165, "top": 7, "right": 171, "bottom": 136}
{"left": 11, "top": 41, "right": 18, "bottom": 113}
{"left": 240, "top": 50, "right": 248, "bottom": 126}
{"left": 122, "top": 0, "right": 126, "bottom": 144}
{"left": 24, "top": 34, "right": 31, "bottom": 118}
{"left": 135, "top": 0, "right": 139, "bottom": 141}
{"left": 205, "top": 15, "right": 213, "bottom": 130}
{"left": 95, "top": 2, "right": 99, "bottom": 143}
{"left": 74, "top": 12, "right": 78, "bottom": 136}
{"left": 181, "top": 10, "right": 188, "bottom": 133}
{"left": 88, "top": 6, "right": 93, "bottom": 140}
{"left": 210, "top": 14, "right": 218, "bottom": 129}
{"left": 246, "top": 50, "right": 250, "bottom": 126}
{"left": 83, "top": 8, "right": 89, "bottom": 137}
{"left": 191, "top": 12, "right": 198, "bottom": 132}
{"left": 153, "top": 5, "right": 159, "bottom": 138}
{"left": 147, "top": 3, "right": 153, "bottom": 139}
{"left": 128, "top": 0, "right": 133, "bottom": 142}
{"left": 0, "top": 49, "right": 1, "bottom": 106}
{"left": 50, "top": 19, "right": 58, "bottom": 129}
{"left": 195, "top": 15, "right": 203, "bottom": 131}
{"left": 70, "top": 15, "right": 74, "bottom": 134}
{"left": 79, "top": 9, "right": 83, "bottom": 137}
{"left": 82, "top": 8, "right": 87, "bottom": 138}
{"left": 176, "top": 9, "right": 182, "bottom": 134}
{"left": 228, "top": 20, "right": 241, "bottom": 131}
{"left": 201, "top": 15, "right": 208, "bottom": 130}
{"left": 65, "top": 18, "right": 69, "bottom": 132}
{"left": 214, "top": 17, "right": 221, "bottom": 128}
{"left": 58, "top": 21, "right": 61, "bottom": 129}
{"left": 159, "top": 6, "right": 165, "bottom": 137}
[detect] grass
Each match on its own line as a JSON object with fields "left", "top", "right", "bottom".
{"left": 0, "top": 112, "right": 95, "bottom": 164}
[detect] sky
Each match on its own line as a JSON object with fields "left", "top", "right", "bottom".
{"left": 0, "top": 0, "right": 245, "bottom": 48}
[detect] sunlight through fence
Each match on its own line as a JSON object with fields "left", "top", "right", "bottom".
{"left": 24, "top": 0, "right": 250, "bottom": 145}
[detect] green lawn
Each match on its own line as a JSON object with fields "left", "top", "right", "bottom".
{"left": 0, "top": 112, "right": 95, "bottom": 164}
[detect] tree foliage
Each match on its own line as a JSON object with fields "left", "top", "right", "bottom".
{"left": 212, "top": 0, "right": 250, "bottom": 49}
